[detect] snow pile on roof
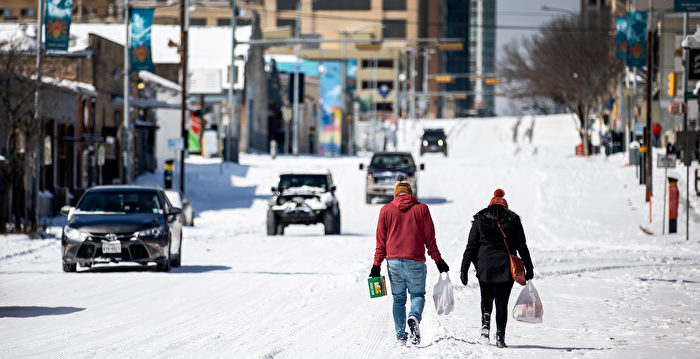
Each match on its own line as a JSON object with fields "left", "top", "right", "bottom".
{"left": 139, "top": 71, "right": 181, "bottom": 92}
{"left": 41, "top": 76, "right": 97, "bottom": 96}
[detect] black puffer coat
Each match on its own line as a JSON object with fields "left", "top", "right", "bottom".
{"left": 461, "top": 205, "right": 533, "bottom": 283}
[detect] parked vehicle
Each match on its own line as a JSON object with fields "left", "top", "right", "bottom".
{"left": 420, "top": 128, "right": 447, "bottom": 156}
{"left": 165, "top": 189, "right": 195, "bottom": 226}
{"left": 267, "top": 170, "right": 341, "bottom": 235}
{"left": 60, "top": 186, "right": 183, "bottom": 272}
{"left": 360, "top": 152, "right": 424, "bottom": 204}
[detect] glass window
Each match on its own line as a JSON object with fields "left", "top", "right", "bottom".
{"left": 369, "top": 154, "right": 415, "bottom": 169}
{"left": 77, "top": 190, "right": 163, "bottom": 214}
{"left": 277, "top": 18, "right": 296, "bottom": 34}
{"left": 313, "top": 0, "right": 371, "bottom": 10}
{"left": 20, "top": 8, "right": 35, "bottom": 17}
{"left": 382, "top": 19, "right": 406, "bottom": 38}
{"left": 277, "top": 0, "right": 296, "bottom": 10}
{"left": 383, "top": 0, "right": 406, "bottom": 11}
{"left": 278, "top": 174, "right": 329, "bottom": 191}
{"left": 190, "top": 18, "right": 207, "bottom": 26}
{"left": 217, "top": 18, "right": 230, "bottom": 26}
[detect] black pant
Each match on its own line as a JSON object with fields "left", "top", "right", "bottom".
{"left": 479, "top": 280, "right": 514, "bottom": 333}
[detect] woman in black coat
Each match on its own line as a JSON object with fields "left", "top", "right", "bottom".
{"left": 460, "top": 189, "right": 534, "bottom": 348}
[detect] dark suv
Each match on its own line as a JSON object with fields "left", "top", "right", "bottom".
{"left": 360, "top": 152, "right": 424, "bottom": 204}
{"left": 420, "top": 128, "right": 447, "bottom": 156}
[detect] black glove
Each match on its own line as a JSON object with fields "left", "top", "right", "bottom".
{"left": 436, "top": 259, "right": 449, "bottom": 273}
{"left": 369, "top": 265, "right": 381, "bottom": 278}
{"left": 525, "top": 268, "right": 534, "bottom": 281}
{"left": 460, "top": 272, "right": 468, "bottom": 286}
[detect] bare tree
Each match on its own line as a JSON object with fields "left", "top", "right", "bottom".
{"left": 0, "top": 38, "right": 45, "bottom": 232}
{"left": 499, "top": 13, "right": 623, "bottom": 154}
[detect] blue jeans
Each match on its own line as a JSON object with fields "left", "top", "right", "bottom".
{"left": 387, "top": 258, "right": 427, "bottom": 339}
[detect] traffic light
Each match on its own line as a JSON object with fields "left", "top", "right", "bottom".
{"left": 435, "top": 76, "right": 453, "bottom": 83}
{"left": 667, "top": 72, "right": 677, "bottom": 97}
{"left": 484, "top": 77, "right": 501, "bottom": 85}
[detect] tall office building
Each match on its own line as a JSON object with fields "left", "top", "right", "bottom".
{"left": 469, "top": 0, "right": 495, "bottom": 116}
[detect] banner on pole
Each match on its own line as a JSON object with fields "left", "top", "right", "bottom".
{"left": 346, "top": 60, "right": 357, "bottom": 91}
{"left": 626, "top": 12, "right": 647, "bottom": 67}
{"left": 45, "top": 0, "right": 74, "bottom": 51}
{"left": 130, "top": 8, "right": 154, "bottom": 72}
{"left": 616, "top": 17, "right": 628, "bottom": 60}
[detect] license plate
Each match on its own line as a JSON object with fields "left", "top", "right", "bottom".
{"left": 429, "top": 145, "right": 438, "bottom": 150}
{"left": 102, "top": 241, "right": 121, "bottom": 254}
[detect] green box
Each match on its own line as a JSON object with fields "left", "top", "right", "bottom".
{"left": 368, "top": 276, "right": 387, "bottom": 298}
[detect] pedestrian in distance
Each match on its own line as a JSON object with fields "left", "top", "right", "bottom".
{"left": 370, "top": 179, "right": 449, "bottom": 346}
{"left": 460, "top": 189, "right": 534, "bottom": 348}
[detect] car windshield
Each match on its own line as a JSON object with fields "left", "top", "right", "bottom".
{"left": 76, "top": 190, "right": 163, "bottom": 214}
{"left": 423, "top": 129, "right": 445, "bottom": 138}
{"left": 164, "top": 191, "right": 183, "bottom": 208}
{"left": 369, "top": 154, "right": 415, "bottom": 169}
{"left": 278, "top": 174, "right": 328, "bottom": 191}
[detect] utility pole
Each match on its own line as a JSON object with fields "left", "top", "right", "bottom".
{"left": 227, "top": 0, "right": 239, "bottom": 163}
{"left": 409, "top": 46, "right": 415, "bottom": 120}
{"left": 644, "top": 0, "right": 653, "bottom": 201}
{"left": 340, "top": 31, "right": 347, "bottom": 154}
{"left": 33, "top": 0, "right": 44, "bottom": 227}
{"left": 422, "top": 45, "right": 429, "bottom": 118}
{"left": 124, "top": 0, "right": 131, "bottom": 184}
{"left": 179, "top": 0, "right": 189, "bottom": 193}
{"left": 292, "top": 0, "right": 301, "bottom": 156}
{"left": 682, "top": 11, "right": 690, "bottom": 241}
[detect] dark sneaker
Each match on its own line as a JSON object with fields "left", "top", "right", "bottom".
{"left": 396, "top": 332, "right": 408, "bottom": 346}
{"left": 407, "top": 316, "right": 421, "bottom": 345}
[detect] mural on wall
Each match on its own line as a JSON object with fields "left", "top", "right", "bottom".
{"left": 320, "top": 61, "right": 342, "bottom": 156}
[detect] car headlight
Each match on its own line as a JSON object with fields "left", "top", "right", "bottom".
{"left": 136, "top": 226, "right": 165, "bottom": 238}
{"left": 366, "top": 173, "right": 373, "bottom": 181}
{"left": 422, "top": 140, "right": 428, "bottom": 147}
{"left": 438, "top": 139, "right": 444, "bottom": 146}
{"left": 64, "top": 226, "right": 89, "bottom": 241}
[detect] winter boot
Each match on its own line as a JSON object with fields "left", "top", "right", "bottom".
{"left": 480, "top": 313, "right": 491, "bottom": 344}
{"left": 496, "top": 330, "right": 507, "bottom": 348}
{"left": 407, "top": 316, "right": 421, "bottom": 345}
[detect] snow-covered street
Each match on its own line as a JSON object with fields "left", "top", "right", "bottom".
{"left": 1, "top": 114, "right": 699, "bottom": 358}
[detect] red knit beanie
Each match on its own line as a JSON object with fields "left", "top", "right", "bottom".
{"left": 489, "top": 189, "right": 508, "bottom": 208}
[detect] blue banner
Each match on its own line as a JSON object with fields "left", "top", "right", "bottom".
{"left": 346, "top": 60, "right": 357, "bottom": 91}
{"left": 320, "top": 61, "right": 342, "bottom": 156}
{"left": 45, "top": 0, "right": 73, "bottom": 51}
{"left": 130, "top": 8, "right": 154, "bottom": 72}
{"left": 616, "top": 17, "right": 628, "bottom": 60}
{"left": 626, "top": 12, "right": 647, "bottom": 67}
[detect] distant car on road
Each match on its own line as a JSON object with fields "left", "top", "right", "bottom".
{"left": 60, "top": 186, "right": 183, "bottom": 272}
{"left": 165, "top": 189, "right": 195, "bottom": 226}
{"left": 267, "top": 170, "right": 341, "bottom": 235}
{"left": 360, "top": 152, "right": 424, "bottom": 203}
{"left": 420, "top": 128, "right": 447, "bottom": 156}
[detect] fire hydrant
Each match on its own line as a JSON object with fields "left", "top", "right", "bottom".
{"left": 668, "top": 177, "right": 679, "bottom": 233}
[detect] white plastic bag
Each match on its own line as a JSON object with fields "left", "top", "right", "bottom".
{"left": 512, "top": 280, "right": 543, "bottom": 323}
{"left": 432, "top": 272, "right": 454, "bottom": 315}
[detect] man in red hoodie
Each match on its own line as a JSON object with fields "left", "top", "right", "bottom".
{"left": 369, "top": 180, "right": 449, "bottom": 345}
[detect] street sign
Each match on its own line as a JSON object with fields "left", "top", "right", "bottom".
{"left": 657, "top": 154, "right": 677, "bottom": 168}
{"left": 634, "top": 123, "right": 645, "bottom": 135}
{"left": 675, "top": 0, "right": 700, "bottom": 12}
{"left": 97, "top": 145, "right": 105, "bottom": 166}
{"left": 167, "top": 138, "right": 184, "bottom": 151}
{"left": 378, "top": 84, "right": 391, "bottom": 99}
{"left": 689, "top": 48, "right": 700, "bottom": 80}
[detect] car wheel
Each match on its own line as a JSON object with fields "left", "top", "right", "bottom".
{"left": 276, "top": 224, "right": 285, "bottom": 235}
{"left": 324, "top": 209, "right": 339, "bottom": 235}
{"left": 366, "top": 194, "right": 372, "bottom": 204}
{"left": 157, "top": 241, "right": 172, "bottom": 272}
{"left": 267, "top": 209, "right": 278, "bottom": 235}
{"left": 171, "top": 232, "right": 182, "bottom": 268}
{"left": 62, "top": 261, "right": 76, "bottom": 272}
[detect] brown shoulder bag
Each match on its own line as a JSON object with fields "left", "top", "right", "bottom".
{"left": 495, "top": 217, "right": 527, "bottom": 285}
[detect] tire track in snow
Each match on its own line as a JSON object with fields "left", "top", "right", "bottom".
{"left": 0, "top": 240, "right": 57, "bottom": 262}
{"left": 359, "top": 307, "right": 389, "bottom": 359}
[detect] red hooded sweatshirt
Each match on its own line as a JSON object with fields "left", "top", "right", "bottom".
{"left": 373, "top": 194, "right": 443, "bottom": 266}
